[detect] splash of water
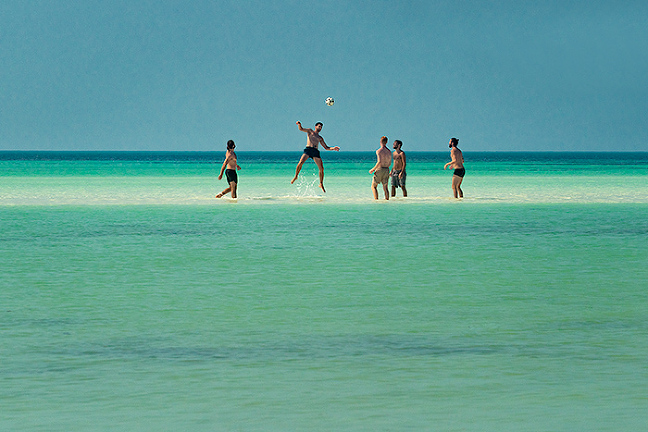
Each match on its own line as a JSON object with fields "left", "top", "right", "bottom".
{"left": 293, "top": 169, "right": 322, "bottom": 197}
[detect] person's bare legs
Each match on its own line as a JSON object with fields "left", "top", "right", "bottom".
{"left": 382, "top": 182, "right": 390, "bottom": 200}
{"left": 216, "top": 181, "right": 237, "bottom": 198}
{"left": 313, "top": 157, "right": 326, "bottom": 192}
{"left": 216, "top": 187, "right": 231, "bottom": 198}
{"left": 452, "top": 175, "right": 463, "bottom": 198}
{"left": 392, "top": 176, "right": 407, "bottom": 197}
{"left": 230, "top": 181, "right": 237, "bottom": 199}
{"left": 291, "top": 154, "right": 309, "bottom": 184}
{"left": 372, "top": 181, "right": 379, "bottom": 200}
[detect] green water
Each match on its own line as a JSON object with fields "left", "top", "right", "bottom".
{"left": 2, "top": 203, "right": 647, "bottom": 431}
{"left": 2, "top": 152, "right": 647, "bottom": 205}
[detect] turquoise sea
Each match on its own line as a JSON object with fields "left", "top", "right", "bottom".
{"left": 1, "top": 152, "right": 647, "bottom": 431}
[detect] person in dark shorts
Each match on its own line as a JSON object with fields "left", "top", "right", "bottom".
{"left": 217, "top": 140, "right": 241, "bottom": 199}
{"left": 291, "top": 121, "right": 340, "bottom": 193}
{"left": 390, "top": 139, "right": 407, "bottom": 197}
{"left": 444, "top": 137, "right": 465, "bottom": 198}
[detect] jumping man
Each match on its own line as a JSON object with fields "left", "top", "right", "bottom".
{"left": 291, "top": 121, "right": 340, "bottom": 192}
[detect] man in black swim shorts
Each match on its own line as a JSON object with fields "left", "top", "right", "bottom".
{"left": 291, "top": 121, "right": 340, "bottom": 193}
{"left": 225, "top": 167, "right": 238, "bottom": 184}
{"left": 217, "top": 140, "right": 241, "bottom": 199}
{"left": 303, "top": 146, "right": 321, "bottom": 159}
{"left": 444, "top": 137, "right": 465, "bottom": 198}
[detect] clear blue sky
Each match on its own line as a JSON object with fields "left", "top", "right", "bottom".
{"left": 1, "top": 0, "right": 647, "bottom": 151}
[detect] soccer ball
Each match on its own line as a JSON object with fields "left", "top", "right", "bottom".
{"left": 325, "top": 97, "right": 334, "bottom": 106}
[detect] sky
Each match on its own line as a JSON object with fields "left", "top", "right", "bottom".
{"left": 1, "top": 0, "right": 647, "bottom": 152}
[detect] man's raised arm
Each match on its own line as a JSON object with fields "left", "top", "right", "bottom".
{"left": 296, "top": 121, "right": 312, "bottom": 133}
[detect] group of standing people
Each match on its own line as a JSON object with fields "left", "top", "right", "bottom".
{"left": 216, "top": 121, "right": 464, "bottom": 200}
{"left": 368, "top": 136, "right": 407, "bottom": 200}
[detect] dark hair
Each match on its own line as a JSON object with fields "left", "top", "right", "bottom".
{"left": 395, "top": 140, "right": 403, "bottom": 148}
{"left": 315, "top": 122, "right": 323, "bottom": 127}
{"left": 227, "top": 140, "right": 235, "bottom": 150}
{"left": 450, "top": 138, "right": 459, "bottom": 147}
{"left": 381, "top": 136, "right": 388, "bottom": 144}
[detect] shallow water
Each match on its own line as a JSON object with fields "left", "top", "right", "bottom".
{"left": 1, "top": 151, "right": 647, "bottom": 205}
{"left": 1, "top": 152, "right": 647, "bottom": 431}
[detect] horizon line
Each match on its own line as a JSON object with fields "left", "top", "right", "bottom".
{"left": 0, "top": 150, "right": 644, "bottom": 154}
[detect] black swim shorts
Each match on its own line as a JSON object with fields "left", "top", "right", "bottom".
{"left": 225, "top": 169, "right": 238, "bottom": 184}
{"left": 453, "top": 168, "right": 465, "bottom": 178}
{"left": 303, "top": 147, "right": 321, "bottom": 159}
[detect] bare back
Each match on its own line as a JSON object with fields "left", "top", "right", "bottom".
{"left": 377, "top": 146, "right": 392, "bottom": 168}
